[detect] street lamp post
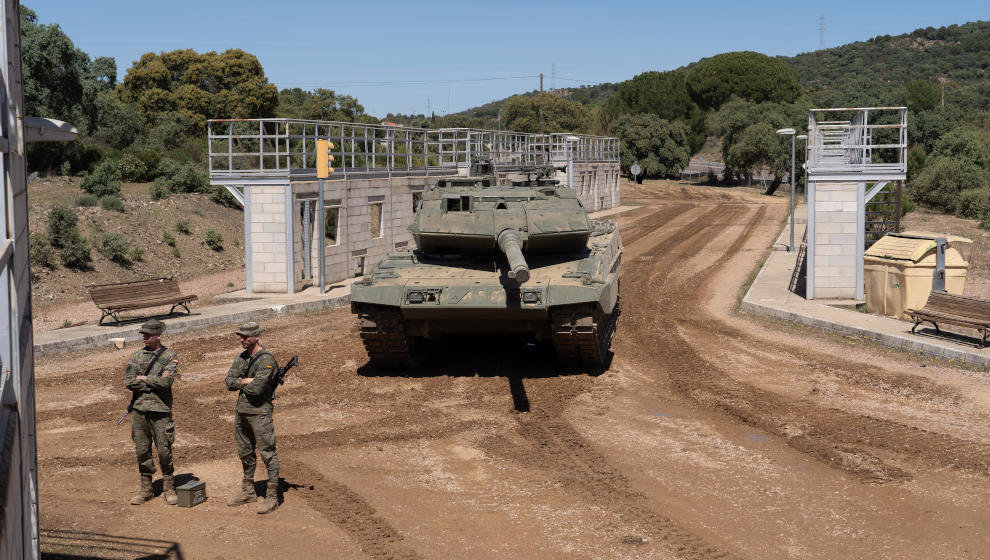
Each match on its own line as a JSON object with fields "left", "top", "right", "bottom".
{"left": 777, "top": 128, "right": 796, "bottom": 252}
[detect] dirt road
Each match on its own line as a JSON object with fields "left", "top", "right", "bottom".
{"left": 36, "top": 182, "right": 990, "bottom": 559}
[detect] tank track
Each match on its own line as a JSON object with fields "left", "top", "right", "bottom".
{"left": 551, "top": 303, "right": 617, "bottom": 366}
{"left": 356, "top": 305, "right": 421, "bottom": 369}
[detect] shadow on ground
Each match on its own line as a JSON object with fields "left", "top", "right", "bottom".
{"left": 41, "top": 529, "right": 182, "bottom": 560}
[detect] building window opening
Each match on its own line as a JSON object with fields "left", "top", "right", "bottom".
{"left": 370, "top": 202, "right": 383, "bottom": 239}
{"left": 353, "top": 256, "right": 366, "bottom": 278}
{"left": 324, "top": 207, "right": 339, "bottom": 246}
{"left": 412, "top": 192, "right": 423, "bottom": 213}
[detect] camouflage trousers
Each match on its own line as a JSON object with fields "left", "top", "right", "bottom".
{"left": 234, "top": 412, "right": 279, "bottom": 481}
{"left": 131, "top": 410, "right": 175, "bottom": 477}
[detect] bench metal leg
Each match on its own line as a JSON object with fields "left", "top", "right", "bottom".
{"left": 98, "top": 309, "right": 120, "bottom": 326}
{"left": 911, "top": 318, "right": 940, "bottom": 334}
{"left": 169, "top": 302, "right": 191, "bottom": 316}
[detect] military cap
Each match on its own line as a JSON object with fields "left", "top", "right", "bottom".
{"left": 235, "top": 321, "right": 263, "bottom": 337}
{"left": 138, "top": 319, "right": 165, "bottom": 335}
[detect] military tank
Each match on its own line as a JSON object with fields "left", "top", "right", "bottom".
{"left": 350, "top": 160, "right": 622, "bottom": 368}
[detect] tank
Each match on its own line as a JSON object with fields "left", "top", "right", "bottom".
{"left": 350, "top": 160, "right": 622, "bottom": 368}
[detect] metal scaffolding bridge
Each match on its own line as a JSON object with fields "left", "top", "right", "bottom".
{"left": 208, "top": 119, "right": 619, "bottom": 184}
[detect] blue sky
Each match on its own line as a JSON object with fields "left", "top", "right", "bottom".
{"left": 27, "top": 0, "right": 989, "bottom": 117}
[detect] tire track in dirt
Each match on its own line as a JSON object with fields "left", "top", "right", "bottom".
{"left": 624, "top": 201, "right": 990, "bottom": 481}
{"left": 285, "top": 459, "right": 423, "bottom": 560}
{"left": 474, "top": 206, "right": 746, "bottom": 560}
{"left": 40, "top": 417, "right": 494, "bottom": 471}
{"left": 510, "top": 410, "right": 736, "bottom": 560}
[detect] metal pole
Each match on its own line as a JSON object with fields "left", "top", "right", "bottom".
{"left": 790, "top": 134, "right": 795, "bottom": 253}
{"left": 318, "top": 178, "right": 325, "bottom": 293}
{"left": 539, "top": 73, "right": 544, "bottom": 136}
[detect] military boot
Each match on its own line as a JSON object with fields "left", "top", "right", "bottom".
{"left": 256, "top": 481, "right": 279, "bottom": 514}
{"left": 130, "top": 475, "right": 154, "bottom": 505}
{"left": 226, "top": 479, "right": 257, "bottom": 507}
{"left": 162, "top": 476, "right": 178, "bottom": 506}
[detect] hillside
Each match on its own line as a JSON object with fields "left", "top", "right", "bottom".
{"left": 453, "top": 20, "right": 990, "bottom": 122}
{"left": 29, "top": 178, "right": 246, "bottom": 327}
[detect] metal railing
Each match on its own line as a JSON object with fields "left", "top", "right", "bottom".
{"left": 208, "top": 119, "right": 619, "bottom": 179}
{"left": 807, "top": 107, "right": 907, "bottom": 174}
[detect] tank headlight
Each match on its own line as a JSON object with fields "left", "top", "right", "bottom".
{"left": 408, "top": 291, "right": 424, "bottom": 303}
{"left": 522, "top": 291, "right": 540, "bottom": 303}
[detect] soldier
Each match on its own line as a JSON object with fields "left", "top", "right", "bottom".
{"left": 224, "top": 321, "right": 280, "bottom": 514}
{"left": 125, "top": 319, "right": 179, "bottom": 506}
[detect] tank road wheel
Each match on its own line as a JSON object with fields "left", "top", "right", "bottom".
{"left": 551, "top": 304, "right": 617, "bottom": 366}
{"left": 356, "top": 305, "right": 423, "bottom": 369}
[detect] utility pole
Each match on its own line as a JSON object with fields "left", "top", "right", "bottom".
{"left": 539, "top": 73, "right": 544, "bottom": 136}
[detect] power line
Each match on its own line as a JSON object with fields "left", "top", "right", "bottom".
{"left": 277, "top": 74, "right": 539, "bottom": 88}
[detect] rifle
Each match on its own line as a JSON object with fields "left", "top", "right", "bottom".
{"left": 272, "top": 355, "right": 298, "bottom": 400}
{"left": 116, "top": 346, "right": 167, "bottom": 427}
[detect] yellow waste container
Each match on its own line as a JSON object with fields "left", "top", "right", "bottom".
{"left": 864, "top": 231, "right": 970, "bottom": 319}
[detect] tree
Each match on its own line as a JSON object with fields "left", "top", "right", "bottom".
{"left": 93, "top": 92, "right": 145, "bottom": 149}
{"left": 118, "top": 48, "right": 279, "bottom": 131}
{"left": 725, "top": 122, "right": 789, "bottom": 191}
{"left": 610, "top": 114, "right": 691, "bottom": 180}
{"left": 501, "top": 95, "right": 591, "bottom": 134}
{"left": 686, "top": 51, "right": 802, "bottom": 110}
{"left": 277, "top": 88, "right": 369, "bottom": 121}
{"left": 932, "top": 126, "right": 990, "bottom": 169}
{"left": 707, "top": 98, "right": 803, "bottom": 185}
{"left": 604, "top": 71, "right": 696, "bottom": 122}
{"left": 20, "top": 6, "right": 114, "bottom": 130}
{"left": 904, "top": 80, "right": 940, "bottom": 111}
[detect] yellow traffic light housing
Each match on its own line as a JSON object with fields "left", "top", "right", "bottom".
{"left": 316, "top": 139, "right": 335, "bottom": 178}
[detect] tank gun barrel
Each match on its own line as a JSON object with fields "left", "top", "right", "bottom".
{"left": 497, "top": 229, "right": 530, "bottom": 283}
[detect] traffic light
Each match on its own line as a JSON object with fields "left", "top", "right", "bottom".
{"left": 316, "top": 139, "right": 335, "bottom": 179}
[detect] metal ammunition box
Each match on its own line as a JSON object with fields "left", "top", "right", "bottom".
{"left": 176, "top": 479, "right": 206, "bottom": 508}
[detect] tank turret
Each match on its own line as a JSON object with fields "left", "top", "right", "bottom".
{"left": 407, "top": 163, "right": 593, "bottom": 278}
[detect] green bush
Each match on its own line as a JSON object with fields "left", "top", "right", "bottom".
{"left": 204, "top": 229, "right": 223, "bottom": 251}
{"left": 74, "top": 193, "right": 98, "bottom": 207}
{"left": 191, "top": 208, "right": 203, "bottom": 216}
{"left": 59, "top": 236, "right": 91, "bottom": 270}
{"left": 29, "top": 234, "right": 56, "bottom": 269}
{"left": 208, "top": 184, "right": 238, "bottom": 207}
{"left": 171, "top": 245, "right": 181, "bottom": 258}
{"left": 175, "top": 220, "right": 191, "bottom": 235}
{"left": 901, "top": 193, "right": 917, "bottom": 215}
{"left": 163, "top": 231, "right": 176, "bottom": 247}
{"left": 96, "top": 232, "right": 132, "bottom": 265}
{"left": 116, "top": 153, "right": 148, "bottom": 182}
{"left": 130, "top": 247, "right": 145, "bottom": 262}
{"left": 134, "top": 150, "right": 163, "bottom": 179}
{"left": 956, "top": 188, "right": 990, "bottom": 220}
{"left": 80, "top": 159, "right": 122, "bottom": 198}
{"left": 909, "top": 156, "right": 990, "bottom": 214}
{"left": 47, "top": 205, "right": 79, "bottom": 248}
{"left": 99, "top": 195, "right": 125, "bottom": 212}
{"left": 150, "top": 182, "right": 170, "bottom": 200}
{"left": 155, "top": 158, "right": 207, "bottom": 193}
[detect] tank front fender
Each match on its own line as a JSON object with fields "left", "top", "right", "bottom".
{"left": 350, "top": 284, "right": 406, "bottom": 308}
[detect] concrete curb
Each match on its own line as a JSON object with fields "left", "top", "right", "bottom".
{"left": 34, "top": 293, "right": 350, "bottom": 357}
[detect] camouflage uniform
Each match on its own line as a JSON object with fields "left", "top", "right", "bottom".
{"left": 125, "top": 319, "right": 179, "bottom": 505}
{"left": 224, "top": 324, "right": 281, "bottom": 515}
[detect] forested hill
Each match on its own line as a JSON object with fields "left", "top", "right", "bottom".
{"left": 789, "top": 21, "right": 989, "bottom": 88}
{"left": 453, "top": 20, "right": 989, "bottom": 117}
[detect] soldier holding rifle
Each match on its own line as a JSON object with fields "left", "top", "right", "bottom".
{"left": 224, "top": 321, "right": 281, "bottom": 514}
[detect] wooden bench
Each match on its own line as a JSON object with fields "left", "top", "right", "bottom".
{"left": 907, "top": 291, "right": 990, "bottom": 348}
{"left": 88, "top": 277, "right": 197, "bottom": 326}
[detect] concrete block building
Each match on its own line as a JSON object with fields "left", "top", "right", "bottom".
{"left": 805, "top": 107, "right": 907, "bottom": 300}
{"left": 209, "top": 120, "right": 620, "bottom": 293}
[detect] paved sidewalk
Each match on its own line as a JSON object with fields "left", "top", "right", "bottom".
{"left": 34, "top": 280, "right": 358, "bottom": 356}
{"left": 742, "top": 204, "right": 990, "bottom": 367}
